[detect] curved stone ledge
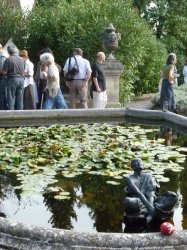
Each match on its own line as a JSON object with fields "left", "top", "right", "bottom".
{"left": 0, "top": 217, "right": 187, "bottom": 249}
{"left": 0, "top": 108, "right": 187, "bottom": 249}
{"left": 0, "top": 108, "right": 187, "bottom": 133}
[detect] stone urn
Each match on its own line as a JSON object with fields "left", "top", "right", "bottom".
{"left": 102, "top": 23, "right": 121, "bottom": 59}
{"left": 100, "top": 24, "right": 124, "bottom": 107}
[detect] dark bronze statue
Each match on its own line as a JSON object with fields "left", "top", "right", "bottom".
{"left": 123, "top": 158, "right": 178, "bottom": 232}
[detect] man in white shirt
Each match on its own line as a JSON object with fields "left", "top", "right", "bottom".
{"left": 63, "top": 48, "right": 92, "bottom": 109}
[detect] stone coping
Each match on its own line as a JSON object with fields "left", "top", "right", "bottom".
{"left": 0, "top": 108, "right": 187, "bottom": 249}
{"left": 0, "top": 217, "right": 187, "bottom": 249}
{"left": 0, "top": 108, "right": 187, "bottom": 131}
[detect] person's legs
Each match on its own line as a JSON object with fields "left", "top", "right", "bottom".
{"left": 7, "top": 77, "right": 17, "bottom": 110}
{"left": 0, "top": 78, "right": 8, "bottom": 110}
{"left": 77, "top": 80, "right": 88, "bottom": 109}
{"left": 33, "top": 81, "right": 39, "bottom": 108}
{"left": 101, "top": 91, "right": 107, "bottom": 108}
{"left": 54, "top": 89, "right": 68, "bottom": 109}
{"left": 15, "top": 77, "right": 24, "bottom": 110}
{"left": 168, "top": 84, "right": 175, "bottom": 112}
{"left": 37, "top": 79, "right": 47, "bottom": 109}
{"left": 160, "top": 80, "right": 170, "bottom": 111}
{"left": 92, "top": 91, "right": 102, "bottom": 108}
{"left": 42, "top": 90, "right": 53, "bottom": 109}
{"left": 69, "top": 80, "right": 77, "bottom": 109}
{"left": 24, "top": 84, "right": 35, "bottom": 109}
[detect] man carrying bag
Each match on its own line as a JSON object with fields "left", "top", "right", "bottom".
{"left": 63, "top": 48, "right": 92, "bottom": 109}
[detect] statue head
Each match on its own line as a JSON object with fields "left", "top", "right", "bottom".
{"left": 131, "top": 158, "right": 144, "bottom": 172}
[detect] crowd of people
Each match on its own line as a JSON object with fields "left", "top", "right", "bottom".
{"left": 0, "top": 44, "right": 107, "bottom": 111}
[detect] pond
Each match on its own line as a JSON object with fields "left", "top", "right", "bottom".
{"left": 0, "top": 123, "right": 187, "bottom": 233}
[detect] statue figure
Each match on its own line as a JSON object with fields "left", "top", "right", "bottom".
{"left": 123, "top": 158, "right": 178, "bottom": 232}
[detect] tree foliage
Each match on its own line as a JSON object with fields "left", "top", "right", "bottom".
{"left": 134, "top": 0, "right": 187, "bottom": 83}
{"left": 0, "top": 0, "right": 167, "bottom": 104}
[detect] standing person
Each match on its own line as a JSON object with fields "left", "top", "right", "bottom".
{"left": 63, "top": 48, "right": 92, "bottom": 109}
{"left": 40, "top": 53, "right": 68, "bottom": 109}
{"left": 19, "top": 50, "right": 36, "bottom": 109}
{"left": 0, "top": 44, "right": 8, "bottom": 110}
{"left": 2, "top": 45, "right": 25, "bottom": 110}
{"left": 182, "top": 59, "right": 187, "bottom": 84}
{"left": 35, "top": 48, "right": 62, "bottom": 109}
{"left": 160, "top": 53, "right": 177, "bottom": 112}
{"left": 35, "top": 48, "right": 52, "bottom": 109}
{"left": 91, "top": 52, "right": 107, "bottom": 108}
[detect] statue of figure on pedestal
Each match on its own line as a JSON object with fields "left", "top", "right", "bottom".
{"left": 123, "top": 158, "right": 178, "bottom": 232}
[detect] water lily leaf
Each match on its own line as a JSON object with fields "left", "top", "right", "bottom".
{"left": 106, "top": 180, "right": 120, "bottom": 185}
{"left": 59, "top": 191, "right": 70, "bottom": 196}
{"left": 54, "top": 195, "right": 71, "bottom": 200}
{"left": 36, "top": 157, "right": 46, "bottom": 163}
{"left": 88, "top": 171, "right": 101, "bottom": 175}
{"left": 46, "top": 186, "right": 60, "bottom": 192}
{"left": 63, "top": 173, "right": 79, "bottom": 178}
{"left": 176, "top": 147, "right": 187, "bottom": 153}
{"left": 113, "top": 175, "right": 123, "bottom": 179}
{"left": 27, "top": 159, "right": 37, "bottom": 167}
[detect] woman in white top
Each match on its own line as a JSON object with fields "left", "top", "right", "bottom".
{"left": 183, "top": 59, "right": 187, "bottom": 84}
{"left": 40, "top": 53, "right": 68, "bottom": 109}
{"left": 19, "top": 50, "right": 38, "bottom": 109}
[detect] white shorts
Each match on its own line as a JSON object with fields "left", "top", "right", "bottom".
{"left": 92, "top": 90, "right": 107, "bottom": 108}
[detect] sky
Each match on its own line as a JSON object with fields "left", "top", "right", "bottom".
{"left": 20, "top": 0, "right": 34, "bottom": 10}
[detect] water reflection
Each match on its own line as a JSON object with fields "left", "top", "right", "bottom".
{"left": 43, "top": 178, "right": 78, "bottom": 229}
{"left": 79, "top": 175, "right": 123, "bottom": 232}
{"left": 0, "top": 169, "right": 187, "bottom": 233}
{"left": 0, "top": 125, "right": 187, "bottom": 233}
{"left": 156, "top": 126, "right": 173, "bottom": 146}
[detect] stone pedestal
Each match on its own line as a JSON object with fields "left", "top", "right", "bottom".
{"left": 103, "top": 55, "right": 124, "bottom": 108}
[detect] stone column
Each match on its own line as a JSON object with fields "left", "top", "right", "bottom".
{"left": 101, "top": 23, "right": 124, "bottom": 108}
{"left": 103, "top": 56, "right": 124, "bottom": 108}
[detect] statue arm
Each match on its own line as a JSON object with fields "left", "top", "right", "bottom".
{"left": 127, "top": 177, "right": 156, "bottom": 216}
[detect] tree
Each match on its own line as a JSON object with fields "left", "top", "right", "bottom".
{"left": 27, "top": 0, "right": 166, "bottom": 100}
{"left": 134, "top": 0, "right": 187, "bottom": 82}
{"left": 0, "top": 0, "right": 167, "bottom": 104}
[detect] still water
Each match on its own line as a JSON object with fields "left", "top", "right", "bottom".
{"left": 0, "top": 124, "right": 187, "bottom": 233}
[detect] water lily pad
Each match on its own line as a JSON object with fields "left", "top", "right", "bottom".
{"left": 54, "top": 195, "right": 71, "bottom": 200}
{"left": 106, "top": 180, "right": 120, "bottom": 185}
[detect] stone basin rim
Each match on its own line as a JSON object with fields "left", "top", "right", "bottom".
{"left": 0, "top": 108, "right": 187, "bottom": 249}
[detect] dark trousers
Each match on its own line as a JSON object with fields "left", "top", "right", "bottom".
{"left": 37, "top": 78, "right": 47, "bottom": 109}
{"left": 0, "top": 77, "right": 8, "bottom": 110}
{"left": 7, "top": 76, "right": 24, "bottom": 110}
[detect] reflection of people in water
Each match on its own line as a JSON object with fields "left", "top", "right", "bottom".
{"left": 158, "top": 126, "right": 173, "bottom": 146}
{"left": 123, "top": 158, "right": 178, "bottom": 232}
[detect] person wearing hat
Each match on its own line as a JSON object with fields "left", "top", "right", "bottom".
{"left": 63, "top": 48, "right": 92, "bottom": 109}
{"left": 2, "top": 45, "right": 25, "bottom": 110}
{"left": 0, "top": 43, "right": 8, "bottom": 109}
